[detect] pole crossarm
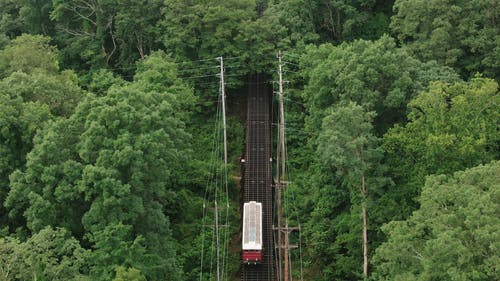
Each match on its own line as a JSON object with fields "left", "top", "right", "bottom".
{"left": 273, "top": 226, "right": 301, "bottom": 231}
{"left": 275, "top": 245, "right": 299, "bottom": 249}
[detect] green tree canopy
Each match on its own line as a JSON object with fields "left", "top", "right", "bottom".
{"left": 0, "top": 0, "right": 25, "bottom": 40}
{"left": 160, "top": 0, "right": 254, "bottom": 61}
{"left": 0, "top": 34, "right": 83, "bottom": 231}
{"left": 1, "top": 1, "right": 499, "bottom": 280}
{"left": 300, "top": 35, "right": 460, "bottom": 136}
{"left": 257, "top": 0, "right": 393, "bottom": 47}
{"left": 113, "top": 266, "right": 146, "bottom": 281}
{"left": 5, "top": 53, "right": 193, "bottom": 280}
{"left": 0, "top": 34, "right": 59, "bottom": 77}
{"left": 373, "top": 161, "right": 500, "bottom": 281}
{"left": 383, "top": 77, "right": 500, "bottom": 215}
{"left": 391, "top": 0, "right": 500, "bottom": 80}
{"left": 0, "top": 226, "right": 89, "bottom": 281}
{"left": 0, "top": 0, "right": 53, "bottom": 39}
{"left": 298, "top": 35, "right": 459, "bottom": 280}
{"left": 50, "top": 0, "right": 164, "bottom": 70}
{"left": 0, "top": 34, "right": 83, "bottom": 117}
{"left": 160, "top": 0, "right": 283, "bottom": 78}
{"left": 318, "top": 102, "right": 381, "bottom": 187}
{"left": 0, "top": 92, "right": 51, "bottom": 231}
{"left": 0, "top": 70, "right": 83, "bottom": 117}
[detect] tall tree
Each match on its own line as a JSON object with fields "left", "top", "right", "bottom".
{"left": 0, "top": 34, "right": 82, "bottom": 232}
{"left": 372, "top": 161, "right": 500, "bottom": 281}
{"left": 0, "top": 92, "right": 51, "bottom": 232}
{"left": 317, "top": 102, "right": 382, "bottom": 278}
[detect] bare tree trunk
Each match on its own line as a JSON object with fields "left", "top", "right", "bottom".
{"left": 336, "top": 9, "right": 342, "bottom": 42}
{"left": 361, "top": 173, "right": 368, "bottom": 278}
{"left": 102, "top": 15, "right": 116, "bottom": 65}
{"left": 326, "top": 2, "right": 336, "bottom": 40}
{"left": 136, "top": 33, "right": 145, "bottom": 59}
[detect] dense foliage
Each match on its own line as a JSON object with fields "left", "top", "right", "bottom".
{"left": 0, "top": 0, "right": 498, "bottom": 280}
{"left": 391, "top": 0, "right": 500, "bottom": 80}
{"left": 373, "top": 161, "right": 500, "bottom": 280}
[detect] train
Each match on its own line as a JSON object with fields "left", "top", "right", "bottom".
{"left": 242, "top": 201, "right": 263, "bottom": 264}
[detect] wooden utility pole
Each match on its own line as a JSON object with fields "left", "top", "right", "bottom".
{"left": 220, "top": 56, "right": 227, "bottom": 166}
{"left": 276, "top": 50, "right": 291, "bottom": 281}
{"left": 275, "top": 50, "right": 303, "bottom": 281}
{"left": 278, "top": 51, "right": 290, "bottom": 281}
{"left": 214, "top": 56, "right": 227, "bottom": 281}
{"left": 275, "top": 50, "right": 283, "bottom": 281}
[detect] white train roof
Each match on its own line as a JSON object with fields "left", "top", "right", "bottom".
{"left": 242, "top": 201, "right": 263, "bottom": 250}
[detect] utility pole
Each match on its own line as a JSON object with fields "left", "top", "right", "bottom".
{"left": 220, "top": 56, "right": 228, "bottom": 166}
{"left": 214, "top": 56, "right": 227, "bottom": 281}
{"left": 276, "top": 50, "right": 290, "bottom": 281}
{"left": 275, "top": 51, "right": 283, "bottom": 281}
{"left": 275, "top": 51, "right": 301, "bottom": 281}
{"left": 278, "top": 50, "right": 289, "bottom": 281}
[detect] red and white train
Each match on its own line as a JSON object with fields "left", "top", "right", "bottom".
{"left": 242, "top": 201, "right": 263, "bottom": 264}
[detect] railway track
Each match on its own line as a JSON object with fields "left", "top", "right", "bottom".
{"left": 242, "top": 76, "right": 275, "bottom": 281}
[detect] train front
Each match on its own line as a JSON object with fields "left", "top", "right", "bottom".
{"left": 242, "top": 201, "right": 263, "bottom": 264}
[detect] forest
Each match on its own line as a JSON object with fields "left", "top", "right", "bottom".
{"left": 0, "top": 0, "right": 499, "bottom": 280}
